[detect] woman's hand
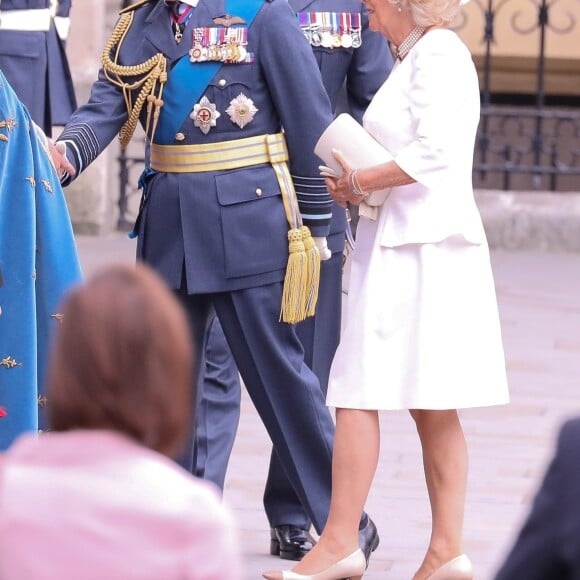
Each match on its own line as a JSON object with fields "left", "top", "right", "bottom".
{"left": 321, "top": 149, "right": 355, "bottom": 208}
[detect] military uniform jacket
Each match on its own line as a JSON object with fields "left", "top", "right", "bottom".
{"left": 289, "top": 0, "right": 393, "bottom": 252}
{"left": 59, "top": 0, "right": 334, "bottom": 294}
{"left": 0, "top": 0, "right": 77, "bottom": 132}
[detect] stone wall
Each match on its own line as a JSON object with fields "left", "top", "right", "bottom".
{"left": 477, "top": 190, "right": 580, "bottom": 252}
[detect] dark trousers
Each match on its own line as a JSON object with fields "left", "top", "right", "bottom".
{"left": 194, "top": 311, "right": 241, "bottom": 491}
{"left": 263, "top": 251, "right": 342, "bottom": 528}
{"left": 195, "top": 253, "right": 343, "bottom": 529}
{"left": 178, "top": 281, "right": 335, "bottom": 533}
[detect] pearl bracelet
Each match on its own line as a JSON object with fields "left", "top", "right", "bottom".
{"left": 349, "top": 169, "right": 368, "bottom": 198}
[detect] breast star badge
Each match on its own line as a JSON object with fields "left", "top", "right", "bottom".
{"left": 190, "top": 97, "right": 220, "bottom": 135}
{"left": 226, "top": 93, "right": 258, "bottom": 129}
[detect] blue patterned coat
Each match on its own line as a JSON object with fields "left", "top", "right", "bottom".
{"left": 0, "top": 69, "right": 82, "bottom": 450}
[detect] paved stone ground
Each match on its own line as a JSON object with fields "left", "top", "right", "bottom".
{"left": 77, "top": 234, "right": 580, "bottom": 580}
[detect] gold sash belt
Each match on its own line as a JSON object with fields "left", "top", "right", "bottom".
{"left": 150, "top": 133, "right": 320, "bottom": 323}
{"left": 150, "top": 133, "right": 289, "bottom": 173}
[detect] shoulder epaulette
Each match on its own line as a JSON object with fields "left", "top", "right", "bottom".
{"left": 119, "top": 0, "right": 155, "bottom": 14}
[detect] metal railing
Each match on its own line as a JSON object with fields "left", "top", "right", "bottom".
{"left": 463, "top": 0, "right": 580, "bottom": 191}
{"left": 116, "top": 0, "right": 580, "bottom": 229}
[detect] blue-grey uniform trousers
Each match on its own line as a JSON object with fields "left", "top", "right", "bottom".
{"left": 180, "top": 279, "right": 335, "bottom": 533}
{"left": 195, "top": 249, "right": 342, "bottom": 529}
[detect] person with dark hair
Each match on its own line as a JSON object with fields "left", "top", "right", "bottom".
{"left": 494, "top": 417, "right": 580, "bottom": 580}
{"left": 0, "top": 263, "right": 242, "bottom": 580}
{"left": 0, "top": 67, "right": 81, "bottom": 451}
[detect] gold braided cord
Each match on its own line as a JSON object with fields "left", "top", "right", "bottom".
{"left": 101, "top": 11, "right": 168, "bottom": 148}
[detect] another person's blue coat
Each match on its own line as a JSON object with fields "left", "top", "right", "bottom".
{"left": 0, "top": 69, "right": 82, "bottom": 450}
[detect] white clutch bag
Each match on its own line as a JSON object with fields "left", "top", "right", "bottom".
{"left": 315, "top": 113, "right": 393, "bottom": 220}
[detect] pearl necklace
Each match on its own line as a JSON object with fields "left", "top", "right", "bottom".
{"left": 395, "top": 25, "right": 426, "bottom": 61}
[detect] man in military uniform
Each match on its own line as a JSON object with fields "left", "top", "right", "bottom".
{"left": 52, "top": 0, "right": 378, "bottom": 555}
{"left": 0, "top": 0, "right": 77, "bottom": 135}
{"left": 194, "top": 0, "right": 392, "bottom": 561}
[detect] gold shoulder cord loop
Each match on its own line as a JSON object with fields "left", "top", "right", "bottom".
{"left": 101, "top": 10, "right": 168, "bottom": 148}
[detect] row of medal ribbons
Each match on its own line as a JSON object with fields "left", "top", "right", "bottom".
{"left": 189, "top": 26, "right": 253, "bottom": 63}
{"left": 297, "top": 12, "right": 362, "bottom": 48}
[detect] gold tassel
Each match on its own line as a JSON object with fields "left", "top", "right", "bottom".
{"left": 280, "top": 228, "right": 309, "bottom": 324}
{"left": 300, "top": 225, "right": 321, "bottom": 317}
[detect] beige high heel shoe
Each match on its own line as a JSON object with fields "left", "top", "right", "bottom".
{"left": 427, "top": 554, "right": 473, "bottom": 580}
{"left": 262, "top": 548, "right": 366, "bottom": 580}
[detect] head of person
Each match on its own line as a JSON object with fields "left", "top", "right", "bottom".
{"left": 363, "top": 0, "right": 464, "bottom": 43}
{"left": 47, "top": 263, "right": 194, "bottom": 458}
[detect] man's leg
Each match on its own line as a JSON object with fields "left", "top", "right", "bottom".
{"left": 194, "top": 312, "right": 241, "bottom": 490}
{"left": 172, "top": 287, "right": 212, "bottom": 474}
{"left": 263, "top": 252, "right": 342, "bottom": 558}
{"left": 213, "top": 283, "right": 334, "bottom": 533}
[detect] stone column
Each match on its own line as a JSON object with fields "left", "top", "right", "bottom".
{"left": 61, "top": 0, "right": 121, "bottom": 234}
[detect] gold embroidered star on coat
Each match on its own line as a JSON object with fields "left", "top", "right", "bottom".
{"left": 41, "top": 180, "right": 54, "bottom": 195}
{"left": 0, "top": 116, "right": 17, "bottom": 142}
{"left": 25, "top": 176, "right": 36, "bottom": 188}
{"left": 1, "top": 116, "right": 17, "bottom": 131}
{"left": 0, "top": 356, "right": 23, "bottom": 369}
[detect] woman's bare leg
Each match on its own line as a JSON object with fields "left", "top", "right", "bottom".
{"left": 410, "top": 409, "right": 468, "bottom": 580}
{"left": 292, "top": 408, "right": 380, "bottom": 574}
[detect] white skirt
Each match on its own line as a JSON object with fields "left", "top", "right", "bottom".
{"left": 326, "top": 215, "right": 510, "bottom": 411}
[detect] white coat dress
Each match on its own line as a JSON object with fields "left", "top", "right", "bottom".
{"left": 326, "top": 29, "right": 510, "bottom": 410}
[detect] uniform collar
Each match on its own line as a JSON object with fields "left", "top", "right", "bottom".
{"left": 164, "top": 0, "right": 199, "bottom": 7}
{"left": 147, "top": 0, "right": 223, "bottom": 60}
{"left": 288, "top": 0, "right": 317, "bottom": 12}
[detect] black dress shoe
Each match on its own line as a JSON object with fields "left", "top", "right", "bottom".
{"left": 358, "top": 513, "right": 380, "bottom": 565}
{"left": 270, "top": 525, "right": 316, "bottom": 561}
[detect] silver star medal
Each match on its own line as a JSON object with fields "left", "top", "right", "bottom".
{"left": 226, "top": 93, "right": 258, "bottom": 129}
{"left": 190, "top": 96, "right": 220, "bottom": 134}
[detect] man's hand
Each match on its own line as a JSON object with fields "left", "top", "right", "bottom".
{"left": 48, "top": 140, "right": 76, "bottom": 180}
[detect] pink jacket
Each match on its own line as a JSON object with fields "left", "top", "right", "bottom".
{"left": 0, "top": 430, "right": 242, "bottom": 580}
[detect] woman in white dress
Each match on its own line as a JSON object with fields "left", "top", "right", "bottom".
{"left": 264, "top": 0, "right": 509, "bottom": 579}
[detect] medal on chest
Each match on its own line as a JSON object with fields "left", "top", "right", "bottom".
{"left": 226, "top": 93, "right": 258, "bottom": 129}
{"left": 190, "top": 96, "right": 220, "bottom": 134}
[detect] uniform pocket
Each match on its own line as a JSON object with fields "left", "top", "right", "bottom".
{"left": 215, "top": 164, "right": 289, "bottom": 278}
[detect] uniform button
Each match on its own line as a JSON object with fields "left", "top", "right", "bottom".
{"left": 175, "top": 132, "right": 185, "bottom": 141}
{"left": 218, "top": 79, "right": 227, "bottom": 87}
{"left": 256, "top": 188, "right": 263, "bottom": 196}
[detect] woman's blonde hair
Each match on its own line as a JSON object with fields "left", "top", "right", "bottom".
{"left": 389, "top": 0, "right": 462, "bottom": 28}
